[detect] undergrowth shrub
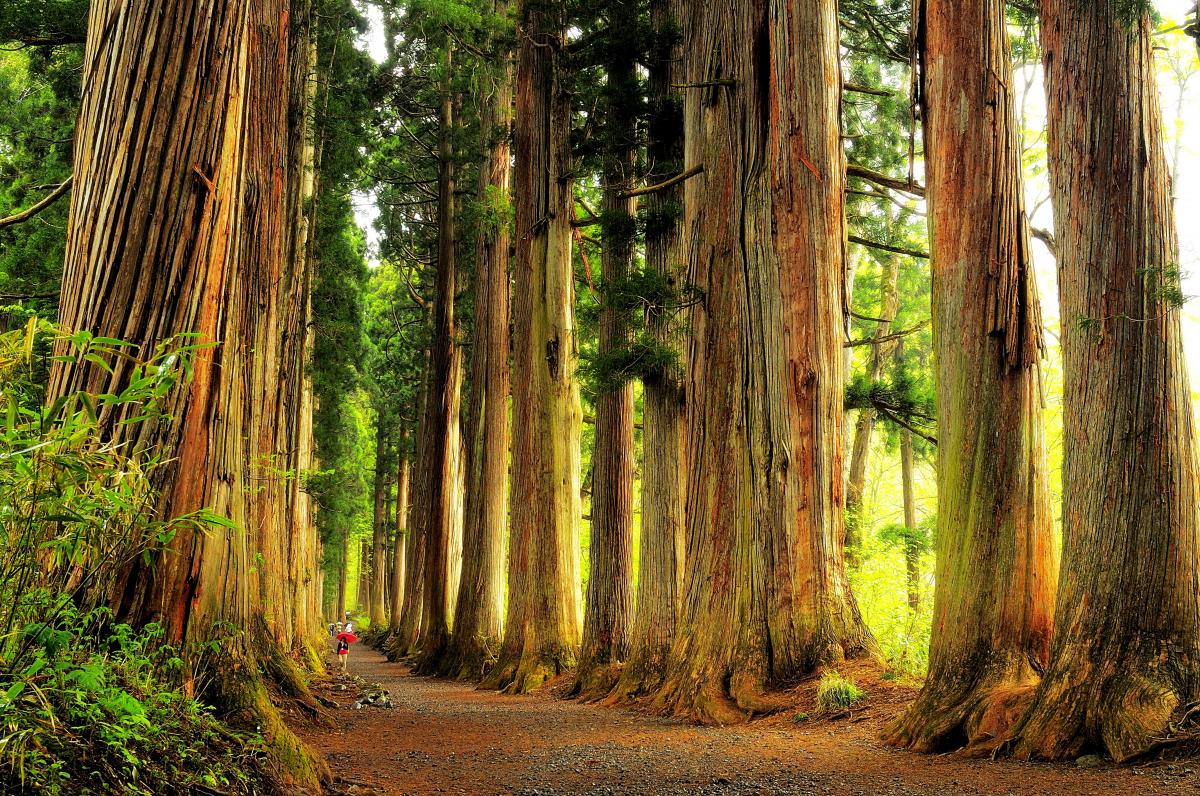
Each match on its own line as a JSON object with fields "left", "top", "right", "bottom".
{"left": 0, "top": 603, "right": 268, "bottom": 794}
{"left": 816, "top": 671, "right": 866, "bottom": 713}
{"left": 0, "top": 319, "right": 269, "bottom": 793}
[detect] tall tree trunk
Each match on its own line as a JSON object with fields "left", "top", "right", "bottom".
{"left": 844, "top": 250, "right": 900, "bottom": 566}
{"left": 415, "top": 50, "right": 461, "bottom": 667}
{"left": 483, "top": 0, "right": 583, "bottom": 694}
{"left": 899, "top": 429, "right": 919, "bottom": 612}
{"left": 369, "top": 418, "right": 389, "bottom": 627}
{"left": 611, "top": 0, "right": 687, "bottom": 703}
{"left": 390, "top": 438, "right": 412, "bottom": 631}
{"left": 1009, "top": 0, "right": 1200, "bottom": 762}
{"left": 393, "top": 358, "right": 432, "bottom": 658}
{"left": 445, "top": 10, "right": 513, "bottom": 680}
{"left": 46, "top": 0, "right": 325, "bottom": 784}
{"left": 652, "top": 0, "right": 876, "bottom": 725}
{"left": 887, "top": 0, "right": 1057, "bottom": 754}
{"left": 337, "top": 531, "right": 349, "bottom": 623}
{"left": 574, "top": 20, "right": 637, "bottom": 700}
{"left": 357, "top": 538, "right": 370, "bottom": 613}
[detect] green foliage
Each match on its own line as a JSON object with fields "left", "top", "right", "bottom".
{"left": 0, "top": 45, "right": 81, "bottom": 327}
{"left": 816, "top": 672, "right": 866, "bottom": 712}
{"left": 0, "top": 323, "right": 269, "bottom": 793}
{"left": 0, "top": 0, "right": 87, "bottom": 46}
{"left": 878, "top": 515, "right": 935, "bottom": 557}
{"left": 844, "top": 365, "right": 936, "bottom": 442}
{"left": 0, "top": 604, "right": 267, "bottom": 795}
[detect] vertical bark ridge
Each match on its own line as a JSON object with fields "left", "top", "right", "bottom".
{"left": 444, "top": 5, "right": 514, "bottom": 680}
{"left": 886, "top": 0, "right": 1058, "bottom": 755}
{"left": 1008, "top": 0, "right": 1200, "bottom": 763}
{"left": 651, "top": 0, "right": 877, "bottom": 726}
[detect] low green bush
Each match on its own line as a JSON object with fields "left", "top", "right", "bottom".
{"left": 816, "top": 671, "right": 866, "bottom": 713}
{"left": 0, "top": 603, "right": 268, "bottom": 794}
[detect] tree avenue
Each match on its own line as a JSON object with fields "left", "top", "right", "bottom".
{"left": 2, "top": 0, "right": 1200, "bottom": 790}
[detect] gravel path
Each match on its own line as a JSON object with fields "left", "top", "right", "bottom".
{"left": 291, "top": 643, "right": 1200, "bottom": 795}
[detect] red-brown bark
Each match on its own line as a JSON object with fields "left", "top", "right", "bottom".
{"left": 652, "top": 0, "right": 876, "bottom": 725}
{"left": 1008, "top": 0, "right": 1200, "bottom": 762}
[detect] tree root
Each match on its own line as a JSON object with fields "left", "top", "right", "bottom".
{"left": 885, "top": 674, "right": 1038, "bottom": 755}
{"left": 570, "top": 661, "right": 622, "bottom": 702}
{"left": 483, "top": 644, "right": 574, "bottom": 695}
{"left": 1010, "top": 669, "right": 1187, "bottom": 763}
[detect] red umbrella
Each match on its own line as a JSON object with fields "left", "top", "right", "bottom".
{"left": 336, "top": 631, "right": 359, "bottom": 644}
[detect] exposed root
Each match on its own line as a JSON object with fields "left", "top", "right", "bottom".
{"left": 260, "top": 641, "right": 336, "bottom": 728}
{"left": 441, "top": 634, "right": 501, "bottom": 681}
{"left": 570, "top": 661, "right": 622, "bottom": 702}
{"left": 885, "top": 673, "right": 1038, "bottom": 755}
{"left": 605, "top": 644, "right": 671, "bottom": 706}
{"left": 1011, "top": 669, "right": 1187, "bottom": 763}
{"left": 484, "top": 644, "right": 575, "bottom": 695}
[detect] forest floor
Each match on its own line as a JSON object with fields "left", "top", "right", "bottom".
{"left": 290, "top": 643, "right": 1200, "bottom": 795}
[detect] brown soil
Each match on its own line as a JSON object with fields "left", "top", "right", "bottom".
{"left": 290, "top": 643, "right": 1200, "bottom": 795}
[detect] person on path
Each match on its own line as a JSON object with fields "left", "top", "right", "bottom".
{"left": 336, "top": 634, "right": 350, "bottom": 673}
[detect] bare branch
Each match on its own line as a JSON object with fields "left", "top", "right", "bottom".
{"left": 0, "top": 176, "right": 72, "bottom": 229}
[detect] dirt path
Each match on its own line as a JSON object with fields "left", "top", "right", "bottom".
{"left": 292, "top": 644, "right": 1199, "bottom": 795}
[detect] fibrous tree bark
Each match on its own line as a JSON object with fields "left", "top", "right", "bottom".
{"left": 610, "top": 0, "right": 686, "bottom": 703}
{"left": 414, "top": 45, "right": 462, "bottom": 670}
{"left": 1008, "top": 0, "right": 1200, "bottom": 762}
{"left": 652, "top": 0, "right": 877, "bottom": 724}
{"left": 574, "top": 6, "right": 637, "bottom": 700}
{"left": 886, "top": 0, "right": 1057, "bottom": 754}
{"left": 46, "top": 0, "right": 325, "bottom": 785}
{"left": 483, "top": 0, "right": 583, "bottom": 694}
{"left": 444, "top": 5, "right": 513, "bottom": 681}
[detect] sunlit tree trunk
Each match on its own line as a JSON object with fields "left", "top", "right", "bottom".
{"left": 652, "top": 0, "right": 876, "bottom": 724}
{"left": 392, "top": 352, "right": 431, "bottom": 658}
{"left": 899, "top": 428, "right": 919, "bottom": 612}
{"left": 414, "top": 46, "right": 462, "bottom": 668}
{"left": 575, "top": 22, "right": 637, "bottom": 700}
{"left": 369, "top": 419, "right": 389, "bottom": 627}
{"left": 610, "top": 0, "right": 686, "bottom": 703}
{"left": 390, "top": 439, "right": 411, "bottom": 631}
{"left": 886, "top": 0, "right": 1057, "bottom": 755}
{"left": 47, "top": 0, "right": 325, "bottom": 784}
{"left": 844, "top": 251, "right": 900, "bottom": 566}
{"left": 1009, "top": 0, "right": 1200, "bottom": 762}
{"left": 483, "top": 0, "right": 583, "bottom": 694}
{"left": 445, "top": 11, "right": 513, "bottom": 680}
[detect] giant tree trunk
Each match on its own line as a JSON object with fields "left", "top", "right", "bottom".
{"left": 47, "top": 0, "right": 324, "bottom": 785}
{"left": 483, "top": 0, "right": 583, "bottom": 694}
{"left": 652, "top": 0, "right": 876, "bottom": 725}
{"left": 886, "top": 0, "right": 1057, "bottom": 754}
{"left": 574, "top": 28, "right": 637, "bottom": 701}
{"left": 390, "top": 440, "right": 411, "bottom": 630}
{"left": 843, "top": 251, "right": 900, "bottom": 567}
{"left": 1009, "top": 0, "right": 1200, "bottom": 762}
{"left": 610, "top": 0, "right": 686, "bottom": 703}
{"left": 444, "top": 10, "right": 513, "bottom": 681}
{"left": 369, "top": 419, "right": 389, "bottom": 627}
{"left": 414, "top": 47, "right": 461, "bottom": 669}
